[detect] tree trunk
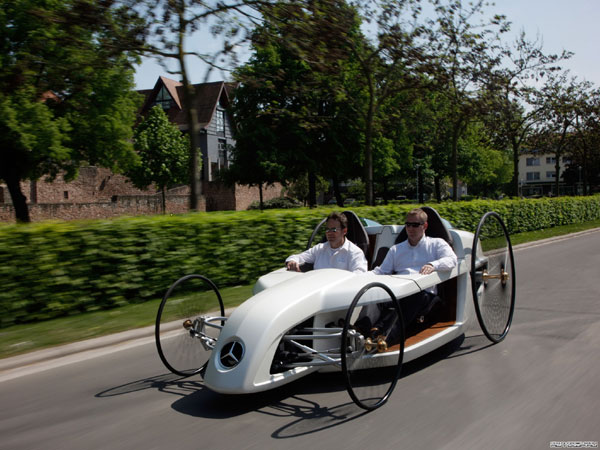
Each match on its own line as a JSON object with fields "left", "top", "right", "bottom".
{"left": 4, "top": 172, "right": 30, "bottom": 223}
{"left": 555, "top": 121, "right": 569, "bottom": 196}
{"left": 382, "top": 179, "right": 388, "bottom": 204}
{"left": 259, "top": 183, "right": 264, "bottom": 210}
{"left": 451, "top": 127, "right": 460, "bottom": 201}
{"left": 511, "top": 137, "right": 520, "bottom": 197}
{"left": 434, "top": 175, "right": 441, "bottom": 202}
{"left": 364, "top": 93, "right": 375, "bottom": 206}
{"left": 176, "top": 12, "right": 202, "bottom": 211}
{"left": 332, "top": 176, "right": 343, "bottom": 206}
{"left": 161, "top": 185, "right": 167, "bottom": 214}
{"left": 308, "top": 172, "right": 317, "bottom": 208}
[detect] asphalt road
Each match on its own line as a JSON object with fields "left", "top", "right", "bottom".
{"left": 1, "top": 230, "right": 599, "bottom": 450}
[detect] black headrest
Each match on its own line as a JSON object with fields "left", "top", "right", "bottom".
{"left": 305, "top": 211, "right": 370, "bottom": 258}
{"left": 395, "top": 206, "right": 453, "bottom": 246}
{"left": 342, "top": 210, "right": 369, "bottom": 257}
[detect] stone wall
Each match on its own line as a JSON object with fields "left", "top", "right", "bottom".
{"left": 0, "top": 175, "right": 284, "bottom": 222}
{"left": 234, "top": 183, "right": 283, "bottom": 210}
{"left": 9, "top": 167, "right": 151, "bottom": 205}
{"left": 0, "top": 194, "right": 197, "bottom": 222}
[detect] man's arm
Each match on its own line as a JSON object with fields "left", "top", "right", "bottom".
{"left": 428, "top": 240, "right": 457, "bottom": 272}
{"left": 371, "top": 246, "right": 396, "bottom": 275}
{"left": 285, "top": 245, "right": 319, "bottom": 271}
{"left": 348, "top": 246, "right": 368, "bottom": 273}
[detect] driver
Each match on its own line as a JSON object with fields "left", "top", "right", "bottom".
{"left": 367, "top": 208, "right": 457, "bottom": 335}
{"left": 285, "top": 212, "right": 367, "bottom": 273}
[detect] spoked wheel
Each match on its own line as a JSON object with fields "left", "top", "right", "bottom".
{"left": 341, "top": 282, "right": 404, "bottom": 411}
{"left": 155, "top": 274, "right": 225, "bottom": 377}
{"left": 471, "top": 212, "right": 516, "bottom": 343}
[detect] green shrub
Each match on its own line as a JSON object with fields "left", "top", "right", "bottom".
{"left": 247, "top": 196, "right": 302, "bottom": 210}
{"left": 0, "top": 195, "right": 598, "bottom": 327}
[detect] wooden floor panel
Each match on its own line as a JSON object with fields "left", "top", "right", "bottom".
{"left": 382, "top": 321, "right": 455, "bottom": 353}
{"left": 405, "top": 321, "right": 456, "bottom": 347}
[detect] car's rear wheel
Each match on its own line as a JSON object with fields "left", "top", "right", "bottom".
{"left": 341, "top": 282, "right": 404, "bottom": 411}
{"left": 155, "top": 274, "right": 225, "bottom": 377}
{"left": 471, "top": 212, "right": 516, "bottom": 343}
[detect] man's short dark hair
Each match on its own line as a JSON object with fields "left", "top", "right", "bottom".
{"left": 327, "top": 211, "right": 348, "bottom": 229}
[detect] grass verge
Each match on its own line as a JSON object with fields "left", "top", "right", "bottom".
{"left": 0, "top": 284, "right": 254, "bottom": 360}
{"left": 1, "top": 219, "right": 599, "bottom": 361}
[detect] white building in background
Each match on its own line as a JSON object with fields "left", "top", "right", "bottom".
{"left": 518, "top": 152, "right": 575, "bottom": 196}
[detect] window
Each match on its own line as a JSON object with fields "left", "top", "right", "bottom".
{"left": 546, "top": 171, "right": 556, "bottom": 179}
{"left": 526, "top": 157, "right": 540, "bottom": 166}
{"left": 154, "top": 86, "right": 172, "bottom": 110}
{"left": 526, "top": 172, "right": 540, "bottom": 181}
{"left": 63, "top": 191, "right": 69, "bottom": 199}
{"left": 546, "top": 157, "right": 556, "bottom": 164}
{"left": 216, "top": 109, "right": 225, "bottom": 134}
{"left": 0, "top": 186, "right": 4, "bottom": 203}
{"left": 218, "top": 139, "right": 227, "bottom": 169}
{"left": 562, "top": 157, "right": 571, "bottom": 164}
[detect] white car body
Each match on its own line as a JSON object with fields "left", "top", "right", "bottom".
{"left": 203, "top": 224, "right": 480, "bottom": 394}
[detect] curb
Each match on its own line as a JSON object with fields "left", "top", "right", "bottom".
{"left": 0, "top": 308, "right": 235, "bottom": 377}
{"left": 1, "top": 228, "right": 599, "bottom": 377}
{"left": 0, "top": 324, "right": 156, "bottom": 373}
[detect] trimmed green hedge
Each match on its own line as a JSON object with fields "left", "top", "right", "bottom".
{"left": 1, "top": 195, "right": 599, "bottom": 327}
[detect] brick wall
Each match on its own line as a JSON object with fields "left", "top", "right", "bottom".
{"left": 234, "top": 183, "right": 283, "bottom": 210}
{"left": 0, "top": 175, "right": 284, "bottom": 222}
{"left": 0, "top": 195, "right": 200, "bottom": 222}
{"left": 0, "top": 168, "right": 152, "bottom": 204}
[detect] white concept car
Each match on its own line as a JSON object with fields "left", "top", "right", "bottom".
{"left": 155, "top": 207, "right": 516, "bottom": 410}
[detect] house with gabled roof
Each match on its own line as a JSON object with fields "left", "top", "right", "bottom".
{"left": 137, "top": 76, "right": 282, "bottom": 211}
{"left": 0, "top": 77, "right": 281, "bottom": 222}
{"left": 138, "top": 76, "right": 237, "bottom": 183}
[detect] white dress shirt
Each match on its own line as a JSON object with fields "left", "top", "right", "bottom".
{"left": 286, "top": 239, "right": 368, "bottom": 273}
{"left": 372, "top": 235, "right": 457, "bottom": 276}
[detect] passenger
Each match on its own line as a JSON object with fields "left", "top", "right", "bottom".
{"left": 368, "top": 208, "right": 457, "bottom": 335}
{"left": 373, "top": 208, "right": 457, "bottom": 277}
{"left": 285, "top": 212, "right": 368, "bottom": 273}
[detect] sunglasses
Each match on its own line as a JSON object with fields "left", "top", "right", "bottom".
{"left": 404, "top": 222, "right": 424, "bottom": 228}
{"left": 325, "top": 227, "right": 342, "bottom": 233}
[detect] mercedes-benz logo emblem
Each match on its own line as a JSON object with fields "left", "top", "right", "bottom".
{"left": 219, "top": 341, "right": 245, "bottom": 368}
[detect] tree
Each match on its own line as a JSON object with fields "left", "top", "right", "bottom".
{"left": 484, "top": 31, "right": 571, "bottom": 196}
{"left": 127, "top": 106, "right": 190, "bottom": 213}
{"left": 402, "top": 89, "right": 453, "bottom": 201}
{"left": 568, "top": 85, "right": 600, "bottom": 195}
{"left": 223, "top": 88, "right": 286, "bottom": 210}
{"left": 0, "top": 0, "right": 144, "bottom": 222}
{"left": 425, "top": 0, "right": 510, "bottom": 200}
{"left": 230, "top": 0, "right": 365, "bottom": 207}
{"left": 326, "top": 0, "right": 434, "bottom": 205}
{"left": 457, "top": 122, "right": 512, "bottom": 197}
{"left": 284, "top": 173, "right": 330, "bottom": 206}
{"left": 136, "top": 0, "right": 278, "bottom": 210}
{"left": 530, "top": 74, "right": 591, "bottom": 196}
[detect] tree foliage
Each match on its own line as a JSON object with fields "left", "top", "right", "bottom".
{"left": 229, "top": 0, "right": 365, "bottom": 207}
{"left": 135, "top": 0, "right": 279, "bottom": 210}
{"left": 127, "top": 106, "right": 190, "bottom": 213}
{"left": 0, "top": 0, "right": 144, "bottom": 222}
{"left": 483, "top": 31, "right": 571, "bottom": 195}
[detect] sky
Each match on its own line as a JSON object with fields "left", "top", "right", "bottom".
{"left": 133, "top": 0, "right": 600, "bottom": 90}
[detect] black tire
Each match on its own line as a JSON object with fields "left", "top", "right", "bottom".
{"left": 155, "top": 274, "right": 225, "bottom": 377}
{"left": 341, "top": 282, "right": 404, "bottom": 411}
{"left": 471, "top": 212, "right": 516, "bottom": 343}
